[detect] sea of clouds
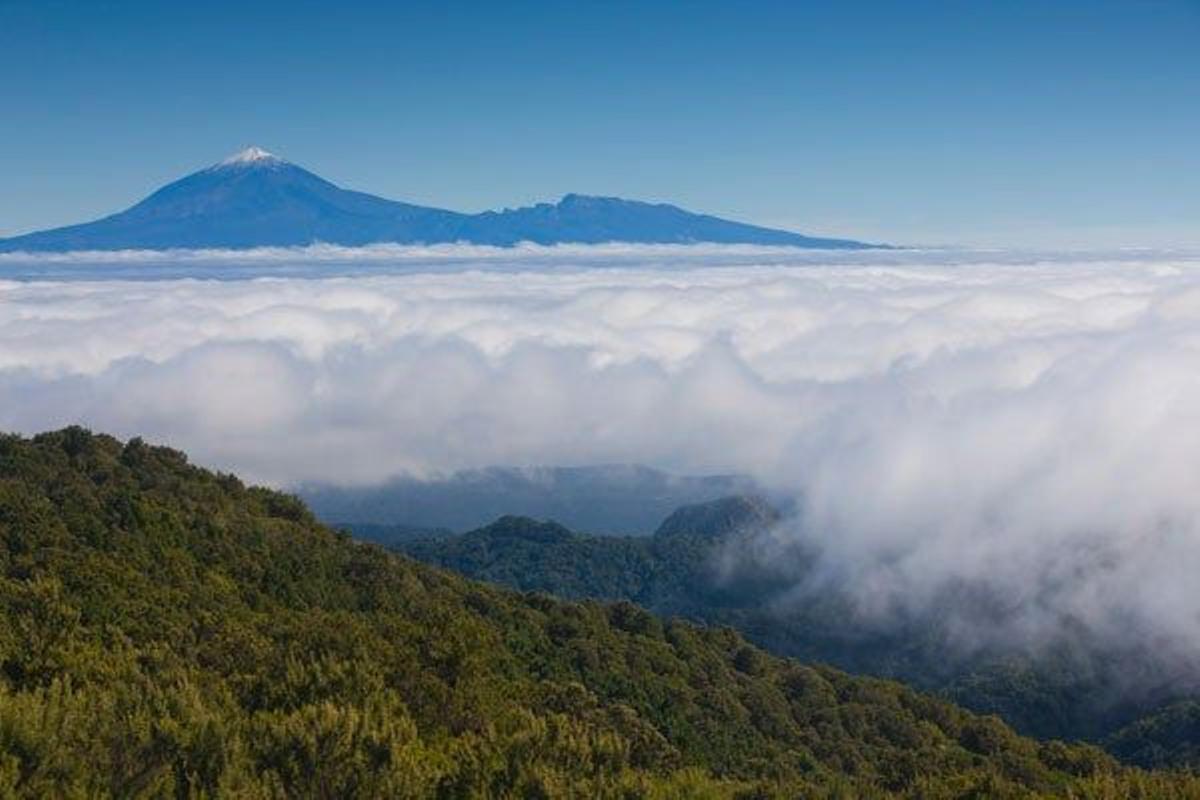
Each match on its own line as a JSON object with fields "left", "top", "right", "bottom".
{"left": 4, "top": 244, "right": 1200, "bottom": 658}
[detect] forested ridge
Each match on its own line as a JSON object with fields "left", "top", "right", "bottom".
{"left": 0, "top": 429, "right": 1197, "bottom": 798}
{"left": 397, "top": 500, "right": 1200, "bottom": 772}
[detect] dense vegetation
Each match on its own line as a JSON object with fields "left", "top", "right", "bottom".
{"left": 397, "top": 497, "right": 787, "bottom": 611}
{"left": 397, "top": 498, "right": 1200, "bottom": 770}
{"left": 0, "top": 429, "right": 1196, "bottom": 797}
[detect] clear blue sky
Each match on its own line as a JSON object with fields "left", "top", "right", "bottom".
{"left": 2, "top": 0, "right": 1197, "bottom": 247}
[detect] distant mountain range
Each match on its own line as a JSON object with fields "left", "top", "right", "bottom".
{"left": 0, "top": 147, "right": 883, "bottom": 252}
{"left": 299, "top": 463, "right": 763, "bottom": 537}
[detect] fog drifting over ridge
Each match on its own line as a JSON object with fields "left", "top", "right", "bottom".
{"left": 4, "top": 245, "right": 1200, "bottom": 657}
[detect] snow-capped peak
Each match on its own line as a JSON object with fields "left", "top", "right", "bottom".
{"left": 218, "top": 146, "right": 282, "bottom": 167}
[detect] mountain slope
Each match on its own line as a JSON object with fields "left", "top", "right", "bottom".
{"left": 0, "top": 148, "right": 880, "bottom": 252}
{"left": 0, "top": 429, "right": 1187, "bottom": 797}
{"left": 457, "top": 193, "right": 866, "bottom": 247}
{"left": 0, "top": 148, "right": 467, "bottom": 251}
{"left": 395, "top": 499, "right": 1200, "bottom": 768}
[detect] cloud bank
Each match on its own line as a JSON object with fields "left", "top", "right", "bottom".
{"left": 4, "top": 246, "right": 1200, "bottom": 662}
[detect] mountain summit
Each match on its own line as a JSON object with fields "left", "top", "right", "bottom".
{"left": 218, "top": 145, "right": 282, "bottom": 166}
{"left": 0, "top": 148, "right": 882, "bottom": 252}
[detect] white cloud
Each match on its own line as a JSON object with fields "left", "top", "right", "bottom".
{"left": 4, "top": 245, "right": 1200, "bottom": 662}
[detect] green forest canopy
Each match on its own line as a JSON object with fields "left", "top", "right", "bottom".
{"left": 0, "top": 428, "right": 1197, "bottom": 798}
{"left": 395, "top": 500, "right": 1200, "bottom": 769}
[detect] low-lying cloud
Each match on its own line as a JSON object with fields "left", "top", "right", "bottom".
{"left": 4, "top": 245, "right": 1200, "bottom": 663}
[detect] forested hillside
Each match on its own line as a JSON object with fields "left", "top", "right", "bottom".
{"left": 397, "top": 499, "right": 1200, "bottom": 770}
{"left": 0, "top": 428, "right": 1195, "bottom": 797}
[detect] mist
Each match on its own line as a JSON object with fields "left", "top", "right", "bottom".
{"left": 4, "top": 245, "right": 1200, "bottom": 665}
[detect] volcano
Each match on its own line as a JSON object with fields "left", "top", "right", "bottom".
{"left": 0, "top": 147, "right": 881, "bottom": 251}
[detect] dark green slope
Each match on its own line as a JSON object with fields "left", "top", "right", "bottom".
{"left": 0, "top": 429, "right": 1194, "bottom": 798}
{"left": 397, "top": 500, "right": 1200, "bottom": 769}
{"left": 1108, "top": 701, "right": 1200, "bottom": 770}
{"left": 399, "top": 496, "right": 791, "bottom": 611}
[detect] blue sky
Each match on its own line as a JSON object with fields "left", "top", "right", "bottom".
{"left": 1, "top": 0, "right": 1197, "bottom": 246}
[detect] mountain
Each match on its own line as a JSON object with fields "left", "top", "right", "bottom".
{"left": 301, "top": 464, "right": 761, "bottom": 538}
{"left": 452, "top": 192, "right": 869, "bottom": 248}
{"left": 1, "top": 428, "right": 1187, "bottom": 797}
{"left": 0, "top": 147, "right": 881, "bottom": 252}
{"left": 653, "top": 494, "right": 781, "bottom": 541}
{"left": 394, "top": 498, "right": 1200, "bottom": 769}
{"left": 397, "top": 496, "right": 789, "bottom": 610}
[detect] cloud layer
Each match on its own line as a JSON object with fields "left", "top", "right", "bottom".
{"left": 4, "top": 245, "right": 1200, "bottom": 661}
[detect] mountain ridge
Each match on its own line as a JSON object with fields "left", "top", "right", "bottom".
{"left": 393, "top": 498, "right": 1200, "bottom": 769}
{"left": 303, "top": 463, "right": 761, "bottom": 537}
{"left": 0, "top": 147, "right": 885, "bottom": 252}
{"left": 0, "top": 426, "right": 1190, "bottom": 797}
